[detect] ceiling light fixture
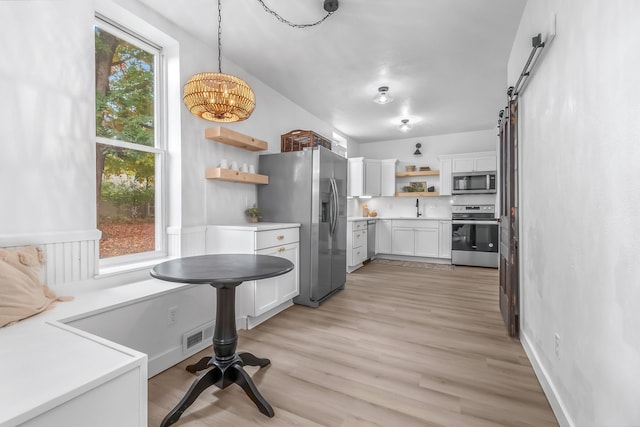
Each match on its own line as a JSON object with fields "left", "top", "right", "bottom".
{"left": 373, "top": 86, "right": 393, "bottom": 104}
{"left": 323, "top": 0, "right": 339, "bottom": 12}
{"left": 399, "top": 119, "right": 412, "bottom": 132}
{"left": 183, "top": 0, "right": 255, "bottom": 122}
{"left": 256, "top": 0, "right": 337, "bottom": 28}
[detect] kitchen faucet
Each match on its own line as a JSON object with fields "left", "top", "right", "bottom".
{"left": 416, "top": 198, "right": 422, "bottom": 218}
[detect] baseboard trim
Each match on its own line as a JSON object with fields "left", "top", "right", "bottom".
{"left": 148, "top": 340, "right": 210, "bottom": 378}
{"left": 520, "top": 331, "right": 573, "bottom": 427}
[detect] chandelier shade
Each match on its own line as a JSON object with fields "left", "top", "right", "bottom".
{"left": 183, "top": 0, "right": 255, "bottom": 123}
{"left": 183, "top": 72, "right": 255, "bottom": 122}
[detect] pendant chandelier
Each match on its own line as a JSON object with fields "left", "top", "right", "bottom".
{"left": 183, "top": 0, "right": 255, "bottom": 122}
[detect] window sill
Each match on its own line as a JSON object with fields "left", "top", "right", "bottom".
{"left": 96, "top": 255, "right": 172, "bottom": 279}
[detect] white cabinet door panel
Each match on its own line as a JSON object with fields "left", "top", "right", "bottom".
{"left": 255, "top": 244, "right": 298, "bottom": 315}
{"left": 414, "top": 228, "right": 439, "bottom": 257}
{"left": 475, "top": 155, "right": 497, "bottom": 172}
{"left": 439, "top": 158, "right": 452, "bottom": 196}
{"left": 439, "top": 221, "right": 452, "bottom": 259}
{"left": 392, "top": 228, "right": 415, "bottom": 255}
{"left": 364, "top": 159, "right": 381, "bottom": 196}
{"left": 452, "top": 157, "right": 475, "bottom": 173}
{"left": 380, "top": 160, "right": 397, "bottom": 197}
{"left": 376, "top": 220, "right": 392, "bottom": 254}
{"left": 278, "top": 245, "right": 300, "bottom": 301}
{"left": 348, "top": 158, "right": 364, "bottom": 197}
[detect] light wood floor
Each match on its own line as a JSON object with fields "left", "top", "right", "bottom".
{"left": 148, "top": 262, "right": 558, "bottom": 427}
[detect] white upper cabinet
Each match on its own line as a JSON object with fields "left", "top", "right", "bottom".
{"left": 380, "top": 159, "right": 397, "bottom": 197}
{"left": 440, "top": 152, "right": 497, "bottom": 195}
{"left": 451, "top": 152, "right": 497, "bottom": 173}
{"left": 452, "top": 157, "right": 475, "bottom": 173}
{"left": 475, "top": 155, "right": 497, "bottom": 172}
{"left": 364, "top": 159, "right": 381, "bottom": 196}
{"left": 439, "top": 157, "right": 453, "bottom": 196}
{"left": 348, "top": 158, "right": 396, "bottom": 197}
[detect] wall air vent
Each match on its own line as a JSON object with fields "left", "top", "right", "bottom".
{"left": 186, "top": 331, "right": 202, "bottom": 349}
{"left": 182, "top": 321, "right": 214, "bottom": 354}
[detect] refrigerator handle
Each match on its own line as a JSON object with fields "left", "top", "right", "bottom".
{"left": 330, "top": 178, "right": 338, "bottom": 235}
{"left": 328, "top": 178, "right": 335, "bottom": 236}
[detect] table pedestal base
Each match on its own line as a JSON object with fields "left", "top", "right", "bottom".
{"left": 160, "top": 352, "right": 273, "bottom": 427}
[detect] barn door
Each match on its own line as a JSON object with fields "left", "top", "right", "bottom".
{"left": 499, "top": 100, "right": 519, "bottom": 337}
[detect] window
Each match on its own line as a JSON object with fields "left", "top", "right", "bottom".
{"left": 95, "top": 16, "right": 165, "bottom": 264}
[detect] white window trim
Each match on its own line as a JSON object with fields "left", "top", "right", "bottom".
{"left": 95, "top": 13, "right": 168, "bottom": 271}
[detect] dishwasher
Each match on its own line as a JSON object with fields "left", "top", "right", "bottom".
{"left": 367, "top": 219, "right": 376, "bottom": 260}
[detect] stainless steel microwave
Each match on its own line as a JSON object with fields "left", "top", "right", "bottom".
{"left": 452, "top": 171, "right": 497, "bottom": 194}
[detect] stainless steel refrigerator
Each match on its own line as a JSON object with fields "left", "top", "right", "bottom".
{"left": 258, "top": 147, "right": 347, "bottom": 307}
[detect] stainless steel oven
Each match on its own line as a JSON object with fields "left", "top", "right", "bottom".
{"left": 451, "top": 205, "right": 499, "bottom": 268}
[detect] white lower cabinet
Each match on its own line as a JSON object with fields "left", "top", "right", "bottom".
{"left": 414, "top": 227, "right": 439, "bottom": 257}
{"left": 254, "top": 243, "right": 299, "bottom": 314}
{"left": 390, "top": 220, "right": 446, "bottom": 259}
{"left": 206, "top": 224, "right": 300, "bottom": 328}
{"left": 375, "top": 219, "right": 392, "bottom": 254}
{"left": 391, "top": 227, "right": 415, "bottom": 256}
{"left": 438, "top": 221, "right": 452, "bottom": 259}
{"left": 347, "top": 220, "right": 368, "bottom": 271}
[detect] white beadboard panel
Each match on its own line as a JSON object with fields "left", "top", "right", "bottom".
{"left": 0, "top": 230, "right": 101, "bottom": 247}
{"left": 166, "top": 226, "right": 206, "bottom": 258}
{"left": 0, "top": 230, "right": 100, "bottom": 289}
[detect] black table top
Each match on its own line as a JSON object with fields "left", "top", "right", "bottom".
{"left": 151, "top": 254, "right": 294, "bottom": 285}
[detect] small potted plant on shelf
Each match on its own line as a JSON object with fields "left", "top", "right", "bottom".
{"left": 244, "top": 204, "right": 261, "bottom": 223}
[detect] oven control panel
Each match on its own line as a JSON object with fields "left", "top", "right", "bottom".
{"left": 452, "top": 205, "right": 495, "bottom": 214}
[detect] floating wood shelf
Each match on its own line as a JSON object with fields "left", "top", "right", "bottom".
{"left": 395, "top": 191, "right": 440, "bottom": 197}
{"left": 395, "top": 170, "right": 440, "bottom": 177}
{"left": 205, "top": 168, "right": 269, "bottom": 184}
{"left": 205, "top": 127, "right": 268, "bottom": 151}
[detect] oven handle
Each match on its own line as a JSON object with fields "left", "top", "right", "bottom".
{"left": 452, "top": 220, "right": 499, "bottom": 225}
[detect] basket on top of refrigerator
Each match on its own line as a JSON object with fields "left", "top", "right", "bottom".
{"left": 280, "top": 129, "right": 332, "bottom": 153}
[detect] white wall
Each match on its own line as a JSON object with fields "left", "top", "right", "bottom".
{"left": 0, "top": 0, "right": 351, "bottom": 254}
{"left": 358, "top": 128, "right": 497, "bottom": 165}
{"left": 511, "top": 1, "right": 640, "bottom": 426}
{"left": 0, "top": 0, "right": 355, "bottom": 377}
{"left": 0, "top": 0, "right": 95, "bottom": 234}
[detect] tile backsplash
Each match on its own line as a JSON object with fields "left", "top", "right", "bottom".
{"left": 348, "top": 194, "right": 497, "bottom": 219}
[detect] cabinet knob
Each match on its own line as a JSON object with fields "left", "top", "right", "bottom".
{"left": 276, "top": 235, "right": 285, "bottom": 240}
{"left": 278, "top": 247, "right": 286, "bottom": 253}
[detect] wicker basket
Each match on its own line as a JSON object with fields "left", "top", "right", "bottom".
{"left": 281, "top": 129, "right": 332, "bottom": 153}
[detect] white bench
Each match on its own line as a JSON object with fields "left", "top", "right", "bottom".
{"left": 0, "top": 278, "right": 214, "bottom": 427}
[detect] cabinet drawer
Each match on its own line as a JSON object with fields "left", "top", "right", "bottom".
{"left": 352, "top": 246, "right": 366, "bottom": 264}
{"left": 256, "top": 227, "right": 299, "bottom": 250}
{"left": 353, "top": 229, "right": 367, "bottom": 248}
{"left": 392, "top": 219, "right": 438, "bottom": 229}
{"left": 352, "top": 221, "right": 367, "bottom": 231}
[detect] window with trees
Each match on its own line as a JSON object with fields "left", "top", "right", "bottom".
{"left": 95, "top": 16, "right": 165, "bottom": 263}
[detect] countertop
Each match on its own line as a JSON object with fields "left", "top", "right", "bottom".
{"left": 207, "top": 222, "right": 301, "bottom": 231}
{"left": 348, "top": 216, "right": 451, "bottom": 222}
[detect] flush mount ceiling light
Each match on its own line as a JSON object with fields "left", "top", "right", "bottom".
{"left": 183, "top": 0, "right": 255, "bottom": 122}
{"left": 399, "top": 119, "right": 412, "bottom": 132}
{"left": 413, "top": 143, "right": 422, "bottom": 157}
{"left": 373, "top": 86, "right": 393, "bottom": 104}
